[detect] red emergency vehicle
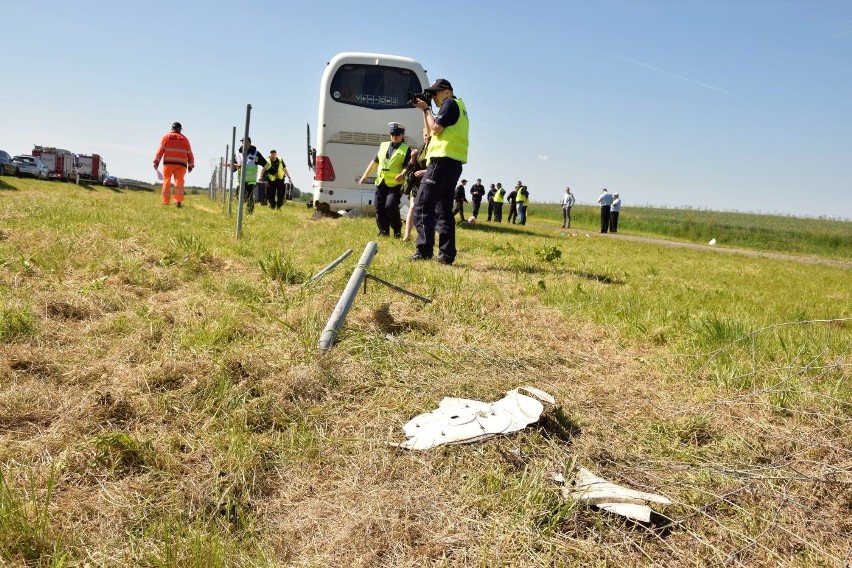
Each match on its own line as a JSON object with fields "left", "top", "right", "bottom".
{"left": 77, "top": 154, "right": 107, "bottom": 183}
{"left": 31, "top": 146, "right": 77, "bottom": 181}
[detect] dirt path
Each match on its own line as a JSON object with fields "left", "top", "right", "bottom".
{"left": 538, "top": 225, "right": 852, "bottom": 269}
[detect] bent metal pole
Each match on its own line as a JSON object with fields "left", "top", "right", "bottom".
{"left": 303, "top": 249, "right": 353, "bottom": 287}
{"left": 318, "top": 242, "right": 378, "bottom": 351}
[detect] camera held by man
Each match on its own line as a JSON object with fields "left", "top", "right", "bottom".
{"left": 407, "top": 91, "right": 432, "bottom": 106}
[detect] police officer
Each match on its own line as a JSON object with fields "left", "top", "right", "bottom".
{"left": 233, "top": 137, "right": 267, "bottom": 215}
{"left": 359, "top": 122, "right": 412, "bottom": 238}
{"left": 515, "top": 181, "right": 529, "bottom": 225}
{"left": 493, "top": 182, "right": 505, "bottom": 223}
{"left": 411, "top": 78, "right": 470, "bottom": 265}
{"left": 486, "top": 183, "right": 497, "bottom": 221}
{"left": 263, "top": 149, "right": 292, "bottom": 210}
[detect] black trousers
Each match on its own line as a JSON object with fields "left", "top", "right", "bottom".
{"left": 493, "top": 202, "right": 503, "bottom": 222}
{"left": 471, "top": 198, "right": 482, "bottom": 218}
{"left": 600, "top": 205, "right": 611, "bottom": 233}
{"left": 487, "top": 200, "right": 494, "bottom": 221}
{"left": 414, "top": 158, "right": 462, "bottom": 260}
{"left": 375, "top": 182, "right": 402, "bottom": 235}
{"left": 609, "top": 211, "right": 619, "bottom": 233}
{"left": 507, "top": 202, "right": 517, "bottom": 224}
{"left": 267, "top": 178, "right": 285, "bottom": 208}
{"left": 452, "top": 200, "right": 466, "bottom": 222}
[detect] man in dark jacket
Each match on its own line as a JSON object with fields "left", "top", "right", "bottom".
{"left": 452, "top": 179, "right": 469, "bottom": 223}
{"left": 469, "top": 178, "right": 485, "bottom": 219}
{"left": 506, "top": 187, "right": 518, "bottom": 224}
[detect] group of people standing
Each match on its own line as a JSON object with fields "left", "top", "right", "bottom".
{"left": 468, "top": 181, "right": 530, "bottom": 224}
{"left": 360, "top": 77, "right": 469, "bottom": 265}
{"left": 561, "top": 186, "right": 622, "bottom": 232}
{"left": 416, "top": 177, "right": 532, "bottom": 227}
{"left": 595, "top": 187, "right": 622, "bottom": 233}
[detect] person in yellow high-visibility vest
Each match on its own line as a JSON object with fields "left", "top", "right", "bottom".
{"left": 263, "top": 150, "right": 292, "bottom": 210}
{"left": 515, "top": 180, "right": 529, "bottom": 225}
{"left": 410, "top": 78, "right": 469, "bottom": 265}
{"left": 492, "top": 182, "right": 505, "bottom": 223}
{"left": 359, "top": 122, "right": 413, "bottom": 238}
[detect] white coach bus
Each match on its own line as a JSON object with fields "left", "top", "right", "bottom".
{"left": 308, "top": 52, "right": 429, "bottom": 215}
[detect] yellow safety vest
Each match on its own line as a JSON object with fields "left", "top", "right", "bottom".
{"left": 376, "top": 141, "right": 409, "bottom": 187}
{"left": 265, "top": 157, "right": 285, "bottom": 181}
{"left": 426, "top": 97, "right": 469, "bottom": 164}
{"left": 493, "top": 187, "right": 505, "bottom": 203}
{"left": 516, "top": 186, "right": 528, "bottom": 203}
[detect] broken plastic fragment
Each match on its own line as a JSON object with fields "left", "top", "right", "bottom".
{"left": 566, "top": 467, "right": 671, "bottom": 523}
{"left": 398, "top": 386, "right": 555, "bottom": 450}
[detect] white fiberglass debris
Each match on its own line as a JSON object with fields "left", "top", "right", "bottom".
{"left": 708, "top": 238, "right": 717, "bottom": 245}
{"left": 566, "top": 467, "right": 671, "bottom": 523}
{"left": 398, "top": 386, "right": 555, "bottom": 450}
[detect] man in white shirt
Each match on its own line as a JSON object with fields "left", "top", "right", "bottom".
{"left": 561, "top": 187, "right": 575, "bottom": 228}
{"left": 610, "top": 192, "right": 622, "bottom": 233}
{"left": 596, "top": 188, "right": 613, "bottom": 233}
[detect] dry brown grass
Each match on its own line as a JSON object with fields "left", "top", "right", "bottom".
{"left": 1, "top": 183, "right": 849, "bottom": 567}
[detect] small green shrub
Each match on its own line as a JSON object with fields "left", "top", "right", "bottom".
{"left": 0, "top": 306, "right": 37, "bottom": 341}
{"left": 90, "top": 433, "right": 154, "bottom": 474}
{"left": 535, "top": 244, "right": 562, "bottom": 263}
{"left": 258, "top": 252, "right": 305, "bottom": 284}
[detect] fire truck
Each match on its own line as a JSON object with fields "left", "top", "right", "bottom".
{"left": 31, "top": 146, "right": 76, "bottom": 181}
{"left": 76, "top": 154, "right": 107, "bottom": 183}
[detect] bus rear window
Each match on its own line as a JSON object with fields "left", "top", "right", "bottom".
{"left": 329, "top": 64, "right": 423, "bottom": 110}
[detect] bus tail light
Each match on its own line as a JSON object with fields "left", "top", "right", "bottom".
{"left": 314, "top": 156, "right": 336, "bottom": 182}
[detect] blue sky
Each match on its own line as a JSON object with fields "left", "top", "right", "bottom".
{"left": 2, "top": 0, "right": 851, "bottom": 219}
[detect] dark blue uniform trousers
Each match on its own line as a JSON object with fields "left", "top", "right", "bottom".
{"left": 414, "top": 158, "right": 463, "bottom": 260}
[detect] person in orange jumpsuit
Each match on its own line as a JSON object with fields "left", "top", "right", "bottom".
{"left": 153, "top": 122, "right": 195, "bottom": 207}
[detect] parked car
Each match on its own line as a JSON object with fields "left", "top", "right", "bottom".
{"left": 0, "top": 150, "right": 15, "bottom": 175}
{"left": 11, "top": 155, "right": 50, "bottom": 179}
{"left": 103, "top": 175, "right": 120, "bottom": 187}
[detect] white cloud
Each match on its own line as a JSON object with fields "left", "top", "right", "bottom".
{"left": 537, "top": 155, "right": 549, "bottom": 160}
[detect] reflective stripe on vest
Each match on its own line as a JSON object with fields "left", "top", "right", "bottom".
{"left": 159, "top": 132, "right": 194, "bottom": 167}
{"left": 243, "top": 150, "right": 259, "bottom": 183}
{"left": 377, "top": 141, "right": 409, "bottom": 187}
{"left": 426, "top": 97, "right": 469, "bottom": 164}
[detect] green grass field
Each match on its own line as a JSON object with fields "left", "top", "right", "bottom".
{"left": 1, "top": 177, "right": 850, "bottom": 567}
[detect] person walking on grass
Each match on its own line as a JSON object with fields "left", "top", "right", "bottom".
{"left": 153, "top": 121, "right": 194, "bottom": 208}
{"left": 452, "top": 179, "right": 468, "bottom": 223}
{"left": 561, "top": 186, "right": 575, "bottom": 228}
{"left": 263, "top": 149, "right": 293, "bottom": 210}
{"left": 359, "top": 122, "right": 412, "bottom": 238}
{"left": 233, "top": 137, "right": 268, "bottom": 215}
